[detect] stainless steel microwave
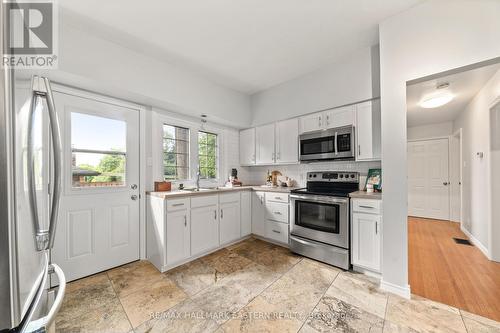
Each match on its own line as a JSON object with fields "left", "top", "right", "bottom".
{"left": 299, "top": 125, "right": 355, "bottom": 161}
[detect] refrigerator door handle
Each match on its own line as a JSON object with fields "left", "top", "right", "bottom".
{"left": 27, "top": 76, "right": 62, "bottom": 251}
{"left": 43, "top": 77, "right": 62, "bottom": 251}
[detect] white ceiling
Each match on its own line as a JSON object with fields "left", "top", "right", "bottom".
{"left": 59, "top": 0, "right": 423, "bottom": 94}
{"left": 406, "top": 63, "right": 500, "bottom": 127}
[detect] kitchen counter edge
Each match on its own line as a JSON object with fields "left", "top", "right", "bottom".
{"left": 349, "top": 190, "right": 382, "bottom": 200}
{"left": 147, "top": 185, "right": 301, "bottom": 199}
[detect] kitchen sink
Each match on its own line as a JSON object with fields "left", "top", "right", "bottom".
{"left": 180, "top": 187, "right": 217, "bottom": 192}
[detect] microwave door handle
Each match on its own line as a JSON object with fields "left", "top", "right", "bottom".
{"left": 43, "top": 77, "right": 63, "bottom": 250}
{"left": 334, "top": 131, "right": 338, "bottom": 155}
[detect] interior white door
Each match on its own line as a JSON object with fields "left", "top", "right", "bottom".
{"left": 51, "top": 91, "right": 140, "bottom": 283}
{"left": 450, "top": 134, "right": 461, "bottom": 223}
{"left": 408, "top": 138, "right": 450, "bottom": 220}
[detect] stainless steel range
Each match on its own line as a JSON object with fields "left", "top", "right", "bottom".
{"left": 290, "top": 171, "right": 359, "bottom": 270}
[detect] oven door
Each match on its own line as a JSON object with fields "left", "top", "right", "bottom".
{"left": 290, "top": 194, "right": 349, "bottom": 248}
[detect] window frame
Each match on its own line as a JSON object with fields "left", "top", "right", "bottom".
{"left": 155, "top": 112, "right": 223, "bottom": 185}
{"left": 162, "top": 123, "right": 191, "bottom": 181}
{"left": 197, "top": 130, "right": 219, "bottom": 180}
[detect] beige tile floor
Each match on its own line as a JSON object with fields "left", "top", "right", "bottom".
{"left": 55, "top": 237, "right": 500, "bottom": 333}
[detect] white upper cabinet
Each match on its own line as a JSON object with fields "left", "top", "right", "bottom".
{"left": 355, "top": 100, "right": 381, "bottom": 161}
{"left": 299, "top": 112, "right": 323, "bottom": 133}
{"left": 275, "top": 118, "right": 299, "bottom": 164}
{"left": 324, "top": 105, "right": 355, "bottom": 128}
{"left": 255, "top": 123, "right": 276, "bottom": 165}
{"left": 299, "top": 106, "right": 355, "bottom": 134}
{"left": 239, "top": 128, "right": 256, "bottom": 166}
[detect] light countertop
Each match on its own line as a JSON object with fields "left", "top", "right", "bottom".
{"left": 349, "top": 190, "right": 382, "bottom": 200}
{"left": 147, "top": 185, "right": 301, "bottom": 199}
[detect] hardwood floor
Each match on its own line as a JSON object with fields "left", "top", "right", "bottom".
{"left": 409, "top": 216, "right": 500, "bottom": 322}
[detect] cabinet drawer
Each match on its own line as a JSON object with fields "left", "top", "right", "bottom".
{"left": 166, "top": 198, "right": 190, "bottom": 212}
{"left": 266, "top": 202, "right": 289, "bottom": 223}
{"left": 352, "top": 199, "right": 381, "bottom": 214}
{"left": 219, "top": 192, "right": 240, "bottom": 204}
{"left": 265, "top": 220, "right": 289, "bottom": 244}
{"left": 266, "top": 192, "right": 289, "bottom": 204}
{"left": 191, "top": 195, "right": 218, "bottom": 208}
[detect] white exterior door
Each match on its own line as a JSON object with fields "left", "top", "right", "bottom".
{"left": 408, "top": 138, "right": 450, "bottom": 220}
{"left": 51, "top": 92, "right": 141, "bottom": 283}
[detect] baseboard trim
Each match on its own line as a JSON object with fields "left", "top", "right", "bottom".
{"left": 380, "top": 280, "right": 411, "bottom": 299}
{"left": 460, "top": 226, "right": 491, "bottom": 260}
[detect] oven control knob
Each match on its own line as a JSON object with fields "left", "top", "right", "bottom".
{"left": 339, "top": 174, "right": 344, "bottom": 178}
{"left": 313, "top": 174, "right": 317, "bottom": 178}
{"left": 350, "top": 174, "right": 355, "bottom": 178}
{"left": 309, "top": 174, "right": 312, "bottom": 178}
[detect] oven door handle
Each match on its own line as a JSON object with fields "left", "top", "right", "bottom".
{"left": 290, "top": 194, "right": 348, "bottom": 205}
{"left": 334, "top": 131, "right": 338, "bottom": 155}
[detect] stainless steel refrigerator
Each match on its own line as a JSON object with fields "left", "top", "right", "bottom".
{"left": 1, "top": 4, "right": 66, "bottom": 332}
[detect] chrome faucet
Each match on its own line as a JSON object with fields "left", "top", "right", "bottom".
{"left": 196, "top": 165, "right": 201, "bottom": 191}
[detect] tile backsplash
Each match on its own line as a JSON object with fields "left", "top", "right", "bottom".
{"left": 238, "top": 160, "right": 382, "bottom": 189}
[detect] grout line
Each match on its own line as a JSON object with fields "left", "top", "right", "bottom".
{"left": 381, "top": 292, "right": 390, "bottom": 331}
{"left": 459, "top": 309, "right": 470, "bottom": 333}
{"left": 296, "top": 268, "right": 340, "bottom": 333}
{"left": 106, "top": 271, "right": 135, "bottom": 331}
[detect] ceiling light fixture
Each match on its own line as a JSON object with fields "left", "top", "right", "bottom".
{"left": 419, "top": 82, "right": 454, "bottom": 109}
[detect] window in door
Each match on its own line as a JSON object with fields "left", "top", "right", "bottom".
{"left": 71, "top": 112, "right": 127, "bottom": 188}
{"left": 198, "top": 131, "right": 218, "bottom": 179}
{"left": 163, "top": 124, "right": 190, "bottom": 180}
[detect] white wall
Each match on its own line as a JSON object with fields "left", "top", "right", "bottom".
{"left": 46, "top": 11, "right": 252, "bottom": 129}
{"left": 407, "top": 122, "right": 453, "bottom": 141}
{"left": 490, "top": 96, "right": 500, "bottom": 262}
{"left": 379, "top": 0, "right": 500, "bottom": 295}
{"left": 250, "top": 45, "right": 380, "bottom": 126}
{"left": 453, "top": 69, "right": 500, "bottom": 260}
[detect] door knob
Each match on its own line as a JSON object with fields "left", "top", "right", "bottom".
{"left": 443, "top": 182, "right": 449, "bottom": 186}
{"left": 131, "top": 184, "right": 138, "bottom": 190}
{"left": 131, "top": 195, "right": 138, "bottom": 200}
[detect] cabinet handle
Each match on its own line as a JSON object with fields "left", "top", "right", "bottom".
{"left": 214, "top": 210, "right": 217, "bottom": 220}
{"left": 274, "top": 197, "right": 281, "bottom": 200}
{"left": 277, "top": 152, "right": 280, "bottom": 160}
{"left": 274, "top": 211, "right": 282, "bottom": 215}
{"left": 326, "top": 115, "right": 330, "bottom": 126}
{"left": 172, "top": 203, "right": 184, "bottom": 207}
{"left": 375, "top": 221, "right": 378, "bottom": 235}
{"left": 221, "top": 209, "right": 224, "bottom": 219}
{"left": 272, "top": 230, "right": 281, "bottom": 234}
{"left": 184, "top": 215, "right": 187, "bottom": 227}
{"left": 318, "top": 116, "right": 322, "bottom": 127}
{"left": 358, "top": 145, "right": 361, "bottom": 156}
{"left": 359, "top": 205, "right": 374, "bottom": 209}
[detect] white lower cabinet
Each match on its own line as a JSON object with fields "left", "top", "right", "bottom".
{"left": 265, "top": 220, "right": 288, "bottom": 244}
{"left": 251, "top": 191, "right": 266, "bottom": 237}
{"left": 351, "top": 198, "right": 382, "bottom": 273}
{"left": 191, "top": 204, "right": 219, "bottom": 257}
{"left": 220, "top": 200, "right": 241, "bottom": 245}
{"left": 240, "top": 191, "right": 252, "bottom": 237}
{"left": 166, "top": 209, "right": 191, "bottom": 266}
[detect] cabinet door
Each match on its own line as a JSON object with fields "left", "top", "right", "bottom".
{"left": 256, "top": 124, "right": 276, "bottom": 165}
{"left": 276, "top": 118, "right": 299, "bottom": 164}
{"left": 239, "top": 128, "right": 256, "bottom": 165}
{"left": 251, "top": 191, "right": 266, "bottom": 237}
{"left": 325, "top": 105, "right": 355, "bottom": 129}
{"left": 191, "top": 205, "right": 219, "bottom": 256}
{"left": 299, "top": 112, "right": 323, "bottom": 134}
{"left": 352, "top": 212, "right": 381, "bottom": 272}
{"left": 220, "top": 201, "right": 241, "bottom": 244}
{"left": 356, "top": 101, "right": 381, "bottom": 161}
{"left": 240, "top": 191, "right": 252, "bottom": 237}
{"left": 166, "top": 210, "right": 190, "bottom": 265}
